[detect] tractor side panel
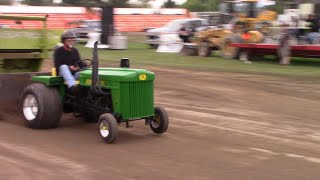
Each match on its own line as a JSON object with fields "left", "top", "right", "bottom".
{"left": 107, "top": 81, "right": 121, "bottom": 116}
{"left": 32, "top": 76, "right": 64, "bottom": 85}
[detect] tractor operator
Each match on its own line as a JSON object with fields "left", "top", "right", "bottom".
{"left": 179, "top": 23, "right": 193, "bottom": 43}
{"left": 54, "top": 31, "right": 85, "bottom": 93}
{"left": 306, "top": 14, "right": 320, "bottom": 44}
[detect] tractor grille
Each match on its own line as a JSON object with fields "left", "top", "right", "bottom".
{"left": 120, "top": 81, "right": 154, "bottom": 120}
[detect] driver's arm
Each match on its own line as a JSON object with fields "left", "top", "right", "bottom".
{"left": 69, "top": 65, "right": 78, "bottom": 72}
{"left": 74, "top": 49, "right": 86, "bottom": 70}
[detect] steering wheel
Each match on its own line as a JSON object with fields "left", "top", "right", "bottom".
{"left": 74, "top": 59, "right": 93, "bottom": 71}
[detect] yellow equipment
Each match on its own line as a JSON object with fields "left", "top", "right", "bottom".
{"left": 189, "top": 0, "right": 277, "bottom": 57}
{"left": 236, "top": 0, "right": 277, "bottom": 31}
{"left": 189, "top": 0, "right": 237, "bottom": 56}
{"left": 195, "top": 28, "right": 232, "bottom": 57}
{"left": 219, "top": 0, "right": 277, "bottom": 59}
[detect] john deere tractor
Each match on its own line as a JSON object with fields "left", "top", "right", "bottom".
{"left": 21, "top": 42, "right": 169, "bottom": 143}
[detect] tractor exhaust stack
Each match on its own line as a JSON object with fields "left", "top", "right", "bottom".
{"left": 91, "top": 41, "right": 104, "bottom": 95}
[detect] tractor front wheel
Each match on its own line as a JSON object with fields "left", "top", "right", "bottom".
{"left": 21, "top": 83, "right": 62, "bottom": 129}
{"left": 150, "top": 106, "right": 169, "bottom": 134}
{"left": 98, "top": 113, "right": 118, "bottom": 143}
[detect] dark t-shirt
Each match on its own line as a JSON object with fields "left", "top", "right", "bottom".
{"left": 307, "top": 18, "right": 320, "bottom": 33}
{"left": 54, "top": 46, "right": 82, "bottom": 74}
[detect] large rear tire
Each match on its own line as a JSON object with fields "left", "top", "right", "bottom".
{"left": 21, "top": 83, "right": 62, "bottom": 129}
{"left": 150, "top": 106, "right": 169, "bottom": 134}
{"left": 220, "top": 34, "right": 242, "bottom": 59}
{"left": 98, "top": 113, "right": 118, "bottom": 144}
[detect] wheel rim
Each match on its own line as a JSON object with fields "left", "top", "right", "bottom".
{"left": 23, "top": 94, "right": 38, "bottom": 121}
{"left": 151, "top": 115, "right": 161, "bottom": 129}
{"left": 99, "top": 121, "right": 110, "bottom": 138}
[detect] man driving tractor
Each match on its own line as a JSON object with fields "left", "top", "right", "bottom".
{"left": 54, "top": 31, "right": 85, "bottom": 93}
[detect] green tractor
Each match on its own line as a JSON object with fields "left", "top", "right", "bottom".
{"left": 21, "top": 42, "right": 169, "bottom": 143}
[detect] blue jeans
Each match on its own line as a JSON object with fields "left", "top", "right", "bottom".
{"left": 307, "top": 32, "right": 320, "bottom": 44}
{"left": 59, "top": 65, "right": 80, "bottom": 88}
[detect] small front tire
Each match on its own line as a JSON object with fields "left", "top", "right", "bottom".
{"left": 150, "top": 106, "right": 169, "bottom": 134}
{"left": 98, "top": 113, "right": 118, "bottom": 143}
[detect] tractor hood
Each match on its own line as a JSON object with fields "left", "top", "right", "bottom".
{"left": 80, "top": 68, "right": 155, "bottom": 83}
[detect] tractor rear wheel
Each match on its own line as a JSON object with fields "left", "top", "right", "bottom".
{"left": 98, "top": 113, "right": 118, "bottom": 143}
{"left": 21, "top": 83, "right": 62, "bottom": 129}
{"left": 150, "top": 106, "right": 169, "bottom": 134}
{"left": 198, "top": 42, "right": 211, "bottom": 57}
{"left": 220, "top": 34, "right": 242, "bottom": 59}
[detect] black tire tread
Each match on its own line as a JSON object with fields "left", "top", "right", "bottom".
{"left": 21, "top": 83, "right": 62, "bottom": 129}
{"left": 150, "top": 106, "right": 169, "bottom": 134}
{"left": 98, "top": 113, "right": 118, "bottom": 143}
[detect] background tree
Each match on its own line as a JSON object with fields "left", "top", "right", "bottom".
{"left": 106, "top": 0, "right": 129, "bottom": 7}
{"left": 131, "top": 0, "right": 151, "bottom": 8}
{"left": 63, "top": 0, "right": 90, "bottom": 6}
{"left": 271, "top": 0, "right": 285, "bottom": 13}
{"left": 162, "top": 0, "right": 176, "bottom": 8}
{"left": 207, "top": 0, "right": 221, "bottom": 11}
{"left": 129, "top": 3, "right": 152, "bottom": 8}
{"left": 182, "top": 0, "right": 284, "bottom": 12}
{"left": 0, "top": 0, "right": 12, "bottom": 5}
{"left": 22, "top": 0, "right": 58, "bottom": 6}
{"left": 61, "top": 0, "right": 129, "bottom": 7}
{"left": 23, "top": 0, "right": 42, "bottom": 6}
{"left": 181, "top": 0, "right": 207, "bottom": 12}
{"left": 138, "top": 0, "right": 151, "bottom": 4}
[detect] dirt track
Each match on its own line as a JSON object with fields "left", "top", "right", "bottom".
{"left": 1, "top": 66, "right": 320, "bottom": 179}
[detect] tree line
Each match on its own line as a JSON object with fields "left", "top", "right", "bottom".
{"left": 1, "top": 0, "right": 286, "bottom": 13}
{"left": 0, "top": 0, "right": 176, "bottom": 8}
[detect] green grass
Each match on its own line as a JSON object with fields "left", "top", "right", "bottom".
{"left": 3, "top": 33, "right": 320, "bottom": 77}
{"left": 73, "top": 34, "right": 320, "bottom": 78}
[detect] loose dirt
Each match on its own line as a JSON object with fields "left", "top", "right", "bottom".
{"left": 1, "top": 64, "right": 320, "bottom": 179}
